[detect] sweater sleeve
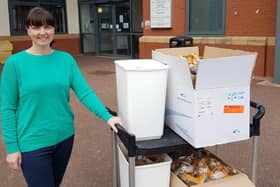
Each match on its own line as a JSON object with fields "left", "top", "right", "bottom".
{"left": 1, "top": 59, "right": 20, "bottom": 154}
{"left": 69, "top": 56, "right": 112, "bottom": 122}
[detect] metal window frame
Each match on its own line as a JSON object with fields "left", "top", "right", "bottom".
{"left": 186, "top": 0, "right": 226, "bottom": 36}
{"left": 78, "top": 0, "right": 143, "bottom": 57}
{"left": 8, "top": 0, "right": 68, "bottom": 36}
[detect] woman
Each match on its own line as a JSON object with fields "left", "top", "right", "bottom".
{"left": 1, "top": 6, "right": 121, "bottom": 187}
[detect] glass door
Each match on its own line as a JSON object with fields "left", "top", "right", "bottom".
{"left": 79, "top": 2, "right": 96, "bottom": 53}
{"left": 115, "top": 3, "right": 130, "bottom": 56}
{"left": 97, "top": 2, "right": 131, "bottom": 57}
{"left": 97, "top": 4, "right": 114, "bottom": 55}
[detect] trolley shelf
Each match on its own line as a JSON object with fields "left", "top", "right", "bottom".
{"left": 110, "top": 101, "right": 265, "bottom": 187}
{"left": 116, "top": 125, "right": 194, "bottom": 157}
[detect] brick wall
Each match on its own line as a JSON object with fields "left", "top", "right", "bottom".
{"left": 139, "top": 36, "right": 268, "bottom": 76}
{"left": 226, "top": 0, "right": 276, "bottom": 36}
{"left": 1, "top": 34, "right": 81, "bottom": 56}
{"left": 140, "top": 0, "right": 276, "bottom": 77}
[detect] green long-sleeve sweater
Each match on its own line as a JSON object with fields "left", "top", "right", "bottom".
{"left": 1, "top": 50, "right": 112, "bottom": 154}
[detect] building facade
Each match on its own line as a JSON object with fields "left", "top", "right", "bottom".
{"left": 0, "top": 0, "right": 80, "bottom": 55}
{"left": 0, "top": 0, "right": 278, "bottom": 78}
{"left": 0, "top": 0, "right": 142, "bottom": 58}
{"left": 140, "top": 0, "right": 277, "bottom": 77}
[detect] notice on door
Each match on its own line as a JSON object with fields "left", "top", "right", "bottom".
{"left": 150, "top": 0, "right": 172, "bottom": 28}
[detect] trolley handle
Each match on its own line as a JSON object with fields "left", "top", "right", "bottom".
{"left": 250, "top": 101, "right": 265, "bottom": 137}
{"left": 107, "top": 107, "right": 136, "bottom": 156}
{"left": 115, "top": 124, "right": 136, "bottom": 155}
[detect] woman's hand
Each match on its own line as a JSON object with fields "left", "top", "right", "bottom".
{"left": 107, "top": 116, "right": 122, "bottom": 133}
{"left": 6, "top": 152, "right": 22, "bottom": 170}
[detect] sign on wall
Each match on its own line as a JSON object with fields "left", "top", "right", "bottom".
{"left": 150, "top": 0, "right": 172, "bottom": 28}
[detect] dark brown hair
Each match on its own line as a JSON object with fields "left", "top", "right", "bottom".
{"left": 25, "top": 7, "right": 55, "bottom": 28}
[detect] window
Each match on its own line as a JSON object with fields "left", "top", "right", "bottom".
{"left": 9, "top": 0, "right": 67, "bottom": 35}
{"left": 187, "top": 0, "right": 225, "bottom": 36}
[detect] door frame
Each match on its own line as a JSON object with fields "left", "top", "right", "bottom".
{"left": 78, "top": 0, "right": 143, "bottom": 58}
{"left": 95, "top": 2, "right": 131, "bottom": 57}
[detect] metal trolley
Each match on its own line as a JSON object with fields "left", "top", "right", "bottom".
{"left": 109, "top": 101, "right": 265, "bottom": 187}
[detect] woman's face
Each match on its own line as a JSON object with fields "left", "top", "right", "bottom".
{"left": 27, "top": 25, "right": 55, "bottom": 47}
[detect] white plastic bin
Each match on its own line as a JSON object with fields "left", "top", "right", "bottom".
{"left": 118, "top": 145, "right": 172, "bottom": 187}
{"left": 115, "top": 59, "right": 168, "bottom": 140}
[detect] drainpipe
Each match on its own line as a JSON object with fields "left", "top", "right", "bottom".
{"left": 273, "top": 0, "right": 280, "bottom": 83}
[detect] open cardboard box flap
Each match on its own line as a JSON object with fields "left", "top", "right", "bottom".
{"left": 203, "top": 46, "right": 254, "bottom": 58}
{"left": 154, "top": 46, "right": 257, "bottom": 90}
{"left": 199, "top": 46, "right": 256, "bottom": 89}
{"left": 196, "top": 55, "right": 256, "bottom": 89}
{"left": 155, "top": 46, "right": 255, "bottom": 58}
{"left": 155, "top": 46, "right": 199, "bottom": 57}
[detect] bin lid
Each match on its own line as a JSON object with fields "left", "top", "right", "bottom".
{"left": 115, "top": 59, "right": 168, "bottom": 71}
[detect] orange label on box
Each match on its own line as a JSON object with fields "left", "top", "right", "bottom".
{"left": 224, "top": 105, "right": 244, "bottom": 113}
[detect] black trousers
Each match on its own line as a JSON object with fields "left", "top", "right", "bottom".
{"left": 21, "top": 135, "right": 74, "bottom": 187}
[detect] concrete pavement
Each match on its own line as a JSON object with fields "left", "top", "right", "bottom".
{"left": 0, "top": 54, "right": 279, "bottom": 187}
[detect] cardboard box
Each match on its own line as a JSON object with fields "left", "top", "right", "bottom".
{"left": 152, "top": 46, "right": 257, "bottom": 148}
{"left": 170, "top": 149, "right": 255, "bottom": 187}
{"left": 171, "top": 171, "right": 255, "bottom": 187}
